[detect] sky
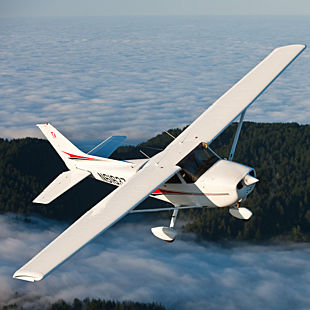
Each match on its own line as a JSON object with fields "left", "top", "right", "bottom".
{"left": 1, "top": 0, "right": 310, "bottom": 17}
{"left": 0, "top": 16, "right": 309, "bottom": 144}
{"left": 1, "top": 214, "right": 310, "bottom": 310}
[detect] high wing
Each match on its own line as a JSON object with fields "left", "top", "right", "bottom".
{"left": 13, "top": 44, "right": 305, "bottom": 282}
{"left": 13, "top": 163, "right": 180, "bottom": 282}
{"left": 154, "top": 44, "right": 306, "bottom": 166}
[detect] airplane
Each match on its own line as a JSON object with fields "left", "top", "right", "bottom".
{"left": 13, "top": 44, "right": 306, "bottom": 282}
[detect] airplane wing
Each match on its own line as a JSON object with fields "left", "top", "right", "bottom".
{"left": 13, "top": 163, "right": 180, "bottom": 282}
{"left": 154, "top": 44, "right": 306, "bottom": 166}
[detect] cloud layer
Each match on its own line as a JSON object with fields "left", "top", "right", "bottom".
{"left": 1, "top": 214, "right": 310, "bottom": 310}
{"left": 0, "top": 16, "right": 310, "bottom": 144}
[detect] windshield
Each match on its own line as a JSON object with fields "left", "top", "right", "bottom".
{"left": 178, "top": 143, "right": 219, "bottom": 183}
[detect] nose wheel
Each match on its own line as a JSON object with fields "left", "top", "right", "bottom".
{"left": 151, "top": 208, "right": 178, "bottom": 242}
{"left": 229, "top": 203, "right": 252, "bottom": 220}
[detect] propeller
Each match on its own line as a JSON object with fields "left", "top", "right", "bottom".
{"left": 244, "top": 175, "right": 259, "bottom": 186}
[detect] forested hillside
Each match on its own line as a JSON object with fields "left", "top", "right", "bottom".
{"left": 2, "top": 298, "right": 165, "bottom": 310}
{"left": 0, "top": 122, "right": 309, "bottom": 242}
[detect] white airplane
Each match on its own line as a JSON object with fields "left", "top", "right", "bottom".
{"left": 13, "top": 44, "right": 305, "bottom": 282}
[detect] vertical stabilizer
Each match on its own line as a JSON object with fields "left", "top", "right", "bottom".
{"left": 37, "top": 123, "right": 85, "bottom": 170}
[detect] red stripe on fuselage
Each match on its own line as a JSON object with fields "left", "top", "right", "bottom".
{"left": 152, "top": 189, "right": 229, "bottom": 196}
{"left": 62, "top": 151, "right": 106, "bottom": 161}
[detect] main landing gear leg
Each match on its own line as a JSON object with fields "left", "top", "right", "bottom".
{"left": 169, "top": 209, "right": 178, "bottom": 229}
{"left": 151, "top": 206, "right": 179, "bottom": 242}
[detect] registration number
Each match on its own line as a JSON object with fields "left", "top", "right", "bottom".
{"left": 98, "top": 173, "right": 126, "bottom": 186}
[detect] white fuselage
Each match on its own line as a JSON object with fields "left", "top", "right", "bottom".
{"left": 73, "top": 157, "right": 256, "bottom": 209}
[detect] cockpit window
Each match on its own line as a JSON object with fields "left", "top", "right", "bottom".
{"left": 178, "top": 143, "right": 219, "bottom": 183}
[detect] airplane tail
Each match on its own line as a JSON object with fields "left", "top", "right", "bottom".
{"left": 33, "top": 123, "right": 93, "bottom": 204}
{"left": 34, "top": 123, "right": 126, "bottom": 204}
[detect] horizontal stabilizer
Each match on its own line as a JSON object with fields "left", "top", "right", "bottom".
{"left": 87, "top": 136, "right": 126, "bottom": 158}
{"left": 33, "top": 170, "right": 91, "bottom": 204}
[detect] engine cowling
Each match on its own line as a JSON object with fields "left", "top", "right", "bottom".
{"left": 196, "top": 159, "right": 257, "bottom": 208}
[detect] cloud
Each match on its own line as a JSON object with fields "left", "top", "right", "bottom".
{"left": 1, "top": 214, "right": 310, "bottom": 310}
{"left": 0, "top": 17, "right": 310, "bottom": 144}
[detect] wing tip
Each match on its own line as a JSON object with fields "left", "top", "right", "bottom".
{"left": 13, "top": 270, "right": 44, "bottom": 282}
{"left": 36, "top": 122, "right": 54, "bottom": 128}
{"left": 274, "top": 44, "right": 306, "bottom": 53}
{"left": 32, "top": 198, "right": 49, "bottom": 204}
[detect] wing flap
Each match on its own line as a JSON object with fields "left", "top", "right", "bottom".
{"left": 33, "top": 170, "right": 91, "bottom": 204}
{"left": 14, "top": 163, "right": 180, "bottom": 281}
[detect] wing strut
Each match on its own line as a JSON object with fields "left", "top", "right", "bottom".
{"left": 131, "top": 205, "right": 202, "bottom": 213}
{"left": 228, "top": 110, "right": 246, "bottom": 161}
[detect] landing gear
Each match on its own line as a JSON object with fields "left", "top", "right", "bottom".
{"left": 229, "top": 203, "right": 252, "bottom": 220}
{"left": 151, "top": 208, "right": 179, "bottom": 242}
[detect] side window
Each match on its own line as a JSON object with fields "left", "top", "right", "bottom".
{"left": 178, "top": 143, "right": 219, "bottom": 183}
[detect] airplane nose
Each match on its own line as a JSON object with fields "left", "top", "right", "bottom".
{"left": 244, "top": 174, "right": 259, "bottom": 186}
{"left": 236, "top": 171, "right": 259, "bottom": 200}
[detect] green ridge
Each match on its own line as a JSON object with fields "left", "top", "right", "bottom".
{"left": 1, "top": 122, "right": 309, "bottom": 242}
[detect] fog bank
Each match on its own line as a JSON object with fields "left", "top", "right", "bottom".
{"left": 1, "top": 214, "right": 310, "bottom": 310}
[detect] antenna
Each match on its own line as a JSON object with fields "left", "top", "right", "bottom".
{"left": 87, "top": 139, "right": 107, "bottom": 155}
{"left": 164, "top": 131, "right": 176, "bottom": 140}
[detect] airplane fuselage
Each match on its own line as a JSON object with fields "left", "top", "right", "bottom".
{"left": 73, "top": 156, "right": 256, "bottom": 209}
